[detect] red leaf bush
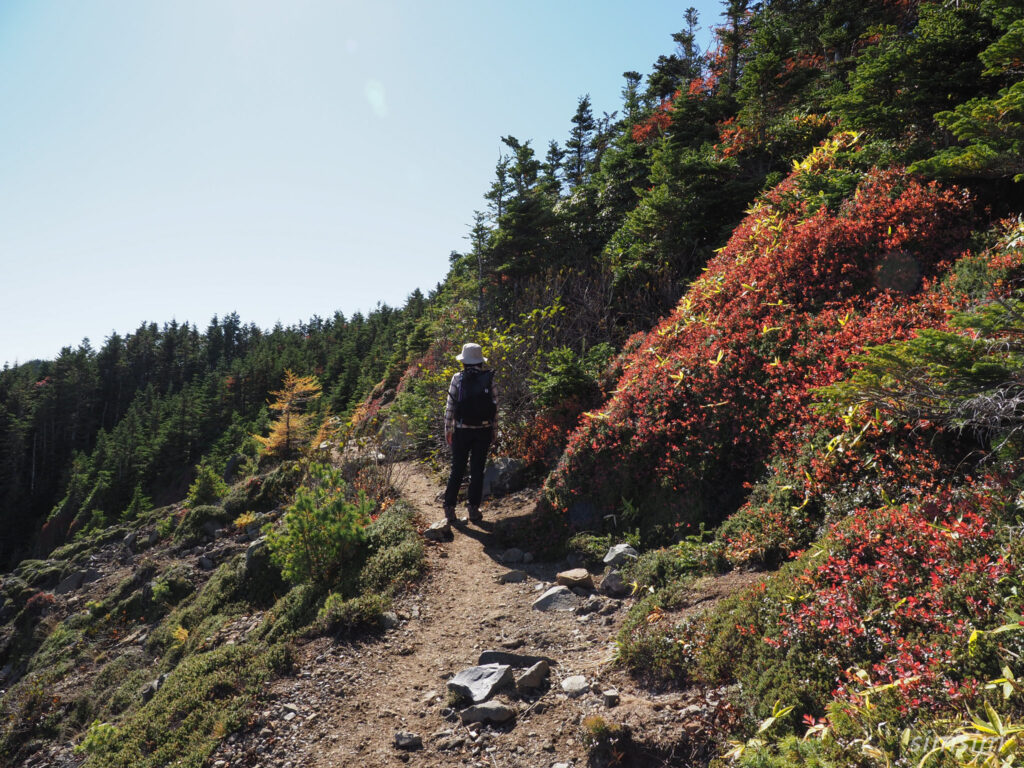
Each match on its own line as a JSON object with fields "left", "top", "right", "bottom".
{"left": 543, "top": 138, "right": 975, "bottom": 541}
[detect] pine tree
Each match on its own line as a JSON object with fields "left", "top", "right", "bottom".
{"left": 565, "top": 95, "right": 596, "bottom": 188}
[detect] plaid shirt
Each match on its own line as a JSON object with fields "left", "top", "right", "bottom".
{"left": 444, "top": 367, "right": 498, "bottom": 439}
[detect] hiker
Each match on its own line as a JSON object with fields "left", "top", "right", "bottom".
{"left": 443, "top": 343, "right": 497, "bottom": 524}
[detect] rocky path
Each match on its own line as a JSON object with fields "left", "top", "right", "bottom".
{"left": 210, "top": 463, "right": 756, "bottom": 768}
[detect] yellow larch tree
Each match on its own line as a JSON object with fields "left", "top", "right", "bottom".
{"left": 255, "top": 370, "right": 323, "bottom": 458}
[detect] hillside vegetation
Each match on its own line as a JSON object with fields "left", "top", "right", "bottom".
{"left": 3, "top": 0, "right": 1024, "bottom": 764}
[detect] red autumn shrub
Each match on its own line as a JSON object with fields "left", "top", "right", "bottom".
{"left": 543, "top": 144, "right": 974, "bottom": 541}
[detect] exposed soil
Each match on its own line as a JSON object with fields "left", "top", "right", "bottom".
{"left": 207, "top": 463, "right": 759, "bottom": 768}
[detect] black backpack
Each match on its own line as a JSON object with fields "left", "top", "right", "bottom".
{"left": 454, "top": 368, "right": 496, "bottom": 426}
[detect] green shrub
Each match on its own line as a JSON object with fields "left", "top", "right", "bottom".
{"left": 565, "top": 532, "right": 639, "bottom": 568}
{"left": 360, "top": 538, "right": 424, "bottom": 595}
{"left": 358, "top": 502, "right": 425, "bottom": 594}
{"left": 82, "top": 642, "right": 291, "bottom": 768}
{"left": 614, "top": 591, "right": 696, "bottom": 683}
{"left": 530, "top": 343, "right": 614, "bottom": 411}
{"left": 222, "top": 463, "right": 301, "bottom": 516}
{"left": 76, "top": 720, "right": 121, "bottom": 756}
{"left": 186, "top": 463, "right": 229, "bottom": 507}
{"left": 255, "top": 583, "right": 321, "bottom": 645}
{"left": 316, "top": 592, "right": 391, "bottom": 635}
{"left": 264, "top": 463, "right": 373, "bottom": 587}
{"left": 174, "top": 505, "right": 231, "bottom": 544}
{"left": 622, "top": 546, "right": 699, "bottom": 591}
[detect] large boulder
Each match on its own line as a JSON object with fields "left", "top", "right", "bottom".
{"left": 481, "top": 458, "right": 526, "bottom": 498}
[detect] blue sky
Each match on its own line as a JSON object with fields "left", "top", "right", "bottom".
{"left": 0, "top": 0, "right": 720, "bottom": 366}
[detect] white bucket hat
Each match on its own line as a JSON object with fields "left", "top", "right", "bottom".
{"left": 456, "top": 343, "right": 486, "bottom": 365}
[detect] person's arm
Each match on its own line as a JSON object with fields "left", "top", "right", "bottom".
{"left": 444, "top": 372, "right": 459, "bottom": 445}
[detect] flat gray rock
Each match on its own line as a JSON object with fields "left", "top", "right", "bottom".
{"left": 478, "top": 650, "right": 553, "bottom": 668}
{"left": 460, "top": 701, "right": 516, "bottom": 725}
{"left": 515, "top": 660, "right": 549, "bottom": 692}
{"left": 561, "top": 675, "right": 588, "bottom": 698}
{"left": 603, "top": 543, "right": 639, "bottom": 567}
{"left": 531, "top": 586, "right": 578, "bottom": 612}
{"left": 447, "top": 664, "right": 513, "bottom": 703}
{"left": 54, "top": 571, "right": 85, "bottom": 595}
{"left": 496, "top": 569, "right": 528, "bottom": 584}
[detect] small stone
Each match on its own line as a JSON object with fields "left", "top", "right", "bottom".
{"left": 556, "top": 568, "right": 594, "bottom": 590}
{"left": 574, "top": 597, "right": 603, "bottom": 616}
{"left": 460, "top": 701, "right": 516, "bottom": 725}
{"left": 394, "top": 731, "right": 423, "bottom": 750}
{"left": 147, "top": 529, "right": 160, "bottom": 546}
{"left": 515, "top": 660, "right": 549, "bottom": 692}
{"left": 501, "top": 548, "right": 525, "bottom": 564}
{"left": 198, "top": 555, "right": 215, "bottom": 571}
{"left": 561, "top": 675, "right": 588, "bottom": 697}
{"left": 603, "top": 543, "right": 639, "bottom": 567}
{"left": 423, "top": 520, "right": 453, "bottom": 542}
{"left": 214, "top": 761, "right": 227, "bottom": 768}
{"left": 496, "top": 569, "right": 528, "bottom": 584}
{"left": 531, "top": 586, "right": 578, "bottom": 612}
{"left": 381, "top": 611, "right": 401, "bottom": 629}
{"left": 603, "top": 688, "right": 620, "bottom": 707}
{"left": 283, "top": 711, "right": 296, "bottom": 722}
{"left": 124, "top": 531, "right": 138, "bottom": 551}
{"left": 599, "top": 569, "right": 631, "bottom": 598}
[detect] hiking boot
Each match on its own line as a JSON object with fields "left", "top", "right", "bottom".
{"left": 443, "top": 505, "right": 457, "bottom": 524}
{"left": 468, "top": 505, "right": 483, "bottom": 523}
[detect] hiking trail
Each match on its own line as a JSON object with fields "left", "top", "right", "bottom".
{"left": 208, "top": 462, "right": 759, "bottom": 768}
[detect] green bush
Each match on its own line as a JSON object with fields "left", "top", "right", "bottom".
{"left": 186, "top": 463, "right": 229, "bottom": 507}
{"left": 360, "top": 538, "right": 424, "bottom": 595}
{"left": 316, "top": 592, "right": 391, "bottom": 635}
{"left": 265, "top": 463, "right": 373, "bottom": 587}
{"left": 174, "top": 505, "right": 231, "bottom": 544}
{"left": 530, "top": 343, "right": 614, "bottom": 411}
{"left": 222, "top": 463, "right": 301, "bottom": 517}
{"left": 358, "top": 502, "right": 425, "bottom": 594}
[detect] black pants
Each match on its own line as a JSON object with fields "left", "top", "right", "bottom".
{"left": 444, "top": 428, "right": 493, "bottom": 509}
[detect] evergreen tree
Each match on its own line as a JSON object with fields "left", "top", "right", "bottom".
{"left": 565, "top": 95, "right": 596, "bottom": 188}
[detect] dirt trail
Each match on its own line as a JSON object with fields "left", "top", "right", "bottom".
{"left": 210, "top": 463, "right": 758, "bottom": 768}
